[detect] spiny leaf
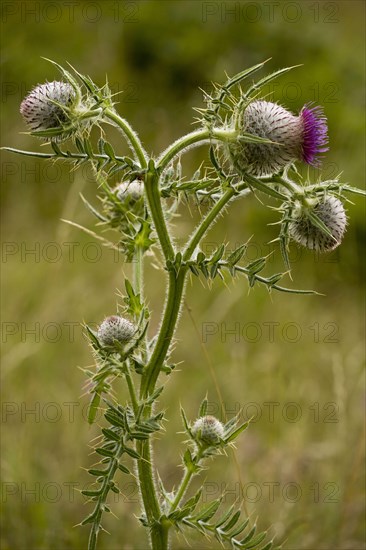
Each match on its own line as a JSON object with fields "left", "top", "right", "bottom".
{"left": 87, "top": 392, "right": 101, "bottom": 425}
{"left": 227, "top": 244, "right": 247, "bottom": 266}
{"left": 88, "top": 469, "right": 108, "bottom": 477}
{"left": 193, "top": 498, "right": 222, "bottom": 522}
{"left": 228, "top": 517, "right": 250, "bottom": 539}
{"left": 244, "top": 65, "right": 301, "bottom": 99}
{"left": 101, "top": 428, "right": 121, "bottom": 442}
{"left": 82, "top": 489, "right": 102, "bottom": 497}
{"left": 225, "top": 420, "right": 250, "bottom": 444}
{"left": 124, "top": 446, "right": 140, "bottom": 459}
{"left": 198, "top": 397, "right": 208, "bottom": 417}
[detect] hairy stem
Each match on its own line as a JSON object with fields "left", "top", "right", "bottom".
{"left": 104, "top": 108, "right": 148, "bottom": 169}
{"left": 183, "top": 187, "right": 236, "bottom": 261}
{"left": 144, "top": 162, "right": 175, "bottom": 261}
{"left": 141, "top": 268, "right": 187, "bottom": 398}
{"left": 157, "top": 128, "right": 237, "bottom": 172}
{"left": 134, "top": 161, "right": 180, "bottom": 550}
{"left": 169, "top": 448, "right": 204, "bottom": 513}
{"left": 133, "top": 246, "right": 144, "bottom": 301}
{"left": 125, "top": 362, "right": 139, "bottom": 415}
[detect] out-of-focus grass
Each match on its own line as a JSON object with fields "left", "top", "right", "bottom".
{"left": 1, "top": 2, "right": 365, "bottom": 549}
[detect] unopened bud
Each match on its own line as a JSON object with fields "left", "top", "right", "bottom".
{"left": 115, "top": 180, "right": 144, "bottom": 202}
{"left": 20, "top": 81, "right": 77, "bottom": 141}
{"left": 97, "top": 315, "right": 135, "bottom": 347}
{"left": 192, "top": 415, "right": 224, "bottom": 446}
{"left": 289, "top": 195, "right": 347, "bottom": 252}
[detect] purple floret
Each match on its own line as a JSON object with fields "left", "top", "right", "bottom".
{"left": 300, "top": 104, "right": 329, "bottom": 165}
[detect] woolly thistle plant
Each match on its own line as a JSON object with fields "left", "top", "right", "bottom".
{"left": 5, "top": 59, "right": 365, "bottom": 550}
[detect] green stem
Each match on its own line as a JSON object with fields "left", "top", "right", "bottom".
{"left": 183, "top": 187, "right": 236, "bottom": 261}
{"left": 104, "top": 108, "right": 148, "bottom": 169}
{"left": 136, "top": 439, "right": 165, "bottom": 547}
{"left": 136, "top": 268, "right": 187, "bottom": 550}
{"left": 144, "top": 162, "right": 175, "bottom": 262}
{"left": 133, "top": 246, "right": 148, "bottom": 359}
{"left": 157, "top": 128, "right": 237, "bottom": 172}
{"left": 133, "top": 162, "right": 178, "bottom": 550}
{"left": 271, "top": 175, "right": 303, "bottom": 195}
{"left": 134, "top": 163, "right": 244, "bottom": 548}
{"left": 141, "top": 269, "right": 187, "bottom": 398}
{"left": 125, "top": 362, "right": 139, "bottom": 415}
{"left": 169, "top": 449, "right": 203, "bottom": 513}
{"left": 133, "top": 246, "right": 144, "bottom": 299}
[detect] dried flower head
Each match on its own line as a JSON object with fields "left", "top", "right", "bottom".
{"left": 20, "top": 81, "right": 77, "bottom": 141}
{"left": 228, "top": 101, "right": 328, "bottom": 176}
{"left": 289, "top": 195, "right": 347, "bottom": 252}
{"left": 97, "top": 315, "right": 135, "bottom": 347}
{"left": 192, "top": 415, "right": 224, "bottom": 446}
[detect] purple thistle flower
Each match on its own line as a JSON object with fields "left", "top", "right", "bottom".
{"left": 300, "top": 104, "right": 329, "bottom": 165}
{"left": 228, "top": 100, "right": 329, "bottom": 176}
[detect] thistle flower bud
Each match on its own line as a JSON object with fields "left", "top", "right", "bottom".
{"left": 97, "top": 315, "right": 135, "bottom": 347}
{"left": 192, "top": 415, "right": 224, "bottom": 446}
{"left": 289, "top": 195, "right": 347, "bottom": 252}
{"left": 115, "top": 180, "right": 144, "bottom": 202}
{"left": 20, "top": 81, "right": 77, "bottom": 141}
{"left": 228, "top": 101, "right": 328, "bottom": 176}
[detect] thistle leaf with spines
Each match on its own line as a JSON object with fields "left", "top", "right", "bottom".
{"left": 179, "top": 498, "right": 277, "bottom": 550}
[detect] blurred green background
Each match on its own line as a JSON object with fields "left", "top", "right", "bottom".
{"left": 1, "top": 1, "right": 365, "bottom": 549}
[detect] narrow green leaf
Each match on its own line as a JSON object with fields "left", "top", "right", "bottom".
{"left": 225, "top": 420, "right": 250, "bottom": 443}
{"left": 95, "top": 447, "right": 114, "bottom": 458}
{"left": 183, "top": 448, "right": 194, "bottom": 469}
{"left": 88, "top": 469, "right": 108, "bottom": 477}
{"left": 209, "top": 244, "right": 226, "bottom": 264}
{"left": 101, "top": 428, "right": 121, "bottom": 442}
{"left": 81, "top": 489, "right": 102, "bottom": 497}
{"left": 244, "top": 65, "right": 301, "bottom": 99}
{"left": 193, "top": 498, "right": 222, "bottom": 522}
{"left": 238, "top": 524, "right": 257, "bottom": 545}
{"left": 75, "top": 136, "right": 85, "bottom": 153}
{"left": 223, "top": 61, "right": 268, "bottom": 90}
{"left": 118, "top": 464, "right": 130, "bottom": 474}
{"left": 242, "top": 531, "right": 267, "bottom": 549}
{"left": 88, "top": 392, "right": 101, "bottom": 425}
{"left": 215, "top": 503, "right": 236, "bottom": 528}
{"left": 220, "top": 509, "right": 241, "bottom": 533}
{"left": 246, "top": 257, "right": 266, "bottom": 275}
{"left": 228, "top": 517, "right": 250, "bottom": 539}
{"left": 245, "top": 174, "right": 288, "bottom": 201}
{"left": 227, "top": 244, "right": 247, "bottom": 266}
{"left": 198, "top": 397, "right": 208, "bottom": 417}
{"left": 307, "top": 210, "right": 336, "bottom": 240}
{"left": 103, "top": 141, "right": 116, "bottom": 160}
{"left": 124, "top": 446, "right": 140, "bottom": 459}
{"left": 81, "top": 512, "right": 98, "bottom": 525}
{"left": 104, "top": 411, "right": 125, "bottom": 428}
{"left": 80, "top": 193, "right": 108, "bottom": 222}
{"left": 180, "top": 407, "right": 190, "bottom": 434}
